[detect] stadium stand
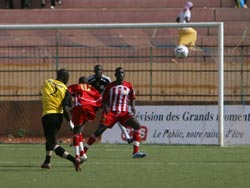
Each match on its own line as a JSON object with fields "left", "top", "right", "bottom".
{"left": 0, "top": 0, "right": 242, "bottom": 9}
{"left": 0, "top": 0, "right": 249, "bottom": 47}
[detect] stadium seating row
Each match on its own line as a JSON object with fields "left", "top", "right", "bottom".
{"left": 0, "top": 0, "right": 241, "bottom": 9}
{"left": 0, "top": 0, "right": 249, "bottom": 46}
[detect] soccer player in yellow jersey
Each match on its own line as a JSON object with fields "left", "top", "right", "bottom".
{"left": 41, "top": 68, "right": 81, "bottom": 171}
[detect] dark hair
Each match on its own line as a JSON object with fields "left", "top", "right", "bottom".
{"left": 78, "top": 76, "right": 87, "bottom": 84}
{"left": 115, "top": 67, "right": 123, "bottom": 74}
{"left": 94, "top": 64, "right": 102, "bottom": 72}
{"left": 57, "top": 68, "right": 69, "bottom": 84}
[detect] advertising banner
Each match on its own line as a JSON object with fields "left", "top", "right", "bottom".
{"left": 101, "top": 105, "right": 250, "bottom": 145}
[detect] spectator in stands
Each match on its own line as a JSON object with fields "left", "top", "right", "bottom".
{"left": 50, "top": 0, "right": 62, "bottom": 9}
{"left": 4, "top": 0, "right": 14, "bottom": 9}
{"left": 172, "top": 1, "right": 199, "bottom": 63}
{"left": 234, "top": 0, "right": 248, "bottom": 8}
{"left": 21, "top": 0, "right": 45, "bottom": 8}
{"left": 21, "top": 0, "right": 31, "bottom": 8}
{"left": 176, "top": 1, "right": 197, "bottom": 49}
{"left": 41, "top": 0, "right": 45, "bottom": 8}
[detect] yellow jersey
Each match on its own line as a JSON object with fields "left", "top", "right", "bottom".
{"left": 41, "top": 79, "right": 68, "bottom": 117}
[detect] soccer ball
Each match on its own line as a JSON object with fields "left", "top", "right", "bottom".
{"left": 174, "top": 45, "right": 189, "bottom": 59}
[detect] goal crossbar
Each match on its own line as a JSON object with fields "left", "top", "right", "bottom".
{"left": 0, "top": 22, "right": 222, "bottom": 30}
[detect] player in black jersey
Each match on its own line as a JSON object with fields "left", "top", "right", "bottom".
{"left": 87, "top": 65, "right": 111, "bottom": 94}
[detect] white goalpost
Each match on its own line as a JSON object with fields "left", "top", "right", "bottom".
{"left": 0, "top": 22, "right": 224, "bottom": 146}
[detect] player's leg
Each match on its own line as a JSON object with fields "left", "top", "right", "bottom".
{"left": 83, "top": 124, "right": 107, "bottom": 154}
{"left": 124, "top": 116, "right": 147, "bottom": 158}
{"left": 79, "top": 132, "right": 87, "bottom": 162}
{"left": 77, "top": 107, "right": 96, "bottom": 161}
{"left": 71, "top": 107, "right": 88, "bottom": 169}
{"left": 72, "top": 126, "right": 82, "bottom": 160}
{"left": 71, "top": 107, "right": 82, "bottom": 160}
{"left": 84, "top": 111, "right": 115, "bottom": 153}
{"left": 56, "top": 0, "right": 62, "bottom": 5}
{"left": 53, "top": 145, "right": 75, "bottom": 162}
{"left": 52, "top": 143, "right": 80, "bottom": 171}
{"left": 41, "top": 114, "right": 59, "bottom": 169}
{"left": 243, "top": 0, "right": 248, "bottom": 8}
{"left": 117, "top": 122, "right": 133, "bottom": 144}
{"left": 178, "top": 28, "right": 197, "bottom": 47}
{"left": 178, "top": 29, "right": 187, "bottom": 46}
{"left": 188, "top": 28, "right": 197, "bottom": 47}
{"left": 72, "top": 123, "right": 87, "bottom": 166}
{"left": 41, "top": 141, "right": 53, "bottom": 169}
{"left": 50, "top": 0, "right": 55, "bottom": 8}
{"left": 41, "top": 114, "right": 77, "bottom": 170}
{"left": 40, "top": 0, "right": 45, "bottom": 7}
{"left": 53, "top": 115, "right": 76, "bottom": 165}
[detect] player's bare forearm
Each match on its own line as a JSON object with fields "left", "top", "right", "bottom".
{"left": 102, "top": 102, "right": 109, "bottom": 114}
{"left": 130, "top": 99, "right": 136, "bottom": 115}
{"left": 63, "top": 105, "right": 72, "bottom": 122}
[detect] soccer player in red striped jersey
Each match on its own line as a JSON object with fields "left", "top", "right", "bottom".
{"left": 84, "top": 67, "right": 147, "bottom": 158}
{"left": 87, "top": 64, "right": 133, "bottom": 144}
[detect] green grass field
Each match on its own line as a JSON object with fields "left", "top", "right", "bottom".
{"left": 0, "top": 144, "right": 250, "bottom": 188}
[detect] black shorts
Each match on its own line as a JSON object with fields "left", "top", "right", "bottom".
{"left": 42, "top": 113, "right": 63, "bottom": 140}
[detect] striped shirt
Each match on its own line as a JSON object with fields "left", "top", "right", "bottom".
{"left": 103, "top": 81, "right": 136, "bottom": 112}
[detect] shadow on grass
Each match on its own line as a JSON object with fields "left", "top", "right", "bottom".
{"left": 0, "top": 164, "right": 75, "bottom": 171}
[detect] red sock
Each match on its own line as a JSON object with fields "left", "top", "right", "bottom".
{"left": 133, "top": 129, "right": 141, "bottom": 154}
{"left": 84, "top": 134, "right": 97, "bottom": 153}
{"left": 79, "top": 133, "right": 84, "bottom": 156}
{"left": 73, "top": 134, "right": 80, "bottom": 159}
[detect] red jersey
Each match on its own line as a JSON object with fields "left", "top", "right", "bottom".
{"left": 68, "top": 83, "right": 102, "bottom": 108}
{"left": 68, "top": 83, "right": 102, "bottom": 126}
{"left": 102, "top": 81, "right": 136, "bottom": 112}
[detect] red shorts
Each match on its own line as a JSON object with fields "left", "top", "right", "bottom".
{"left": 71, "top": 106, "right": 96, "bottom": 126}
{"left": 100, "top": 111, "right": 133, "bottom": 128}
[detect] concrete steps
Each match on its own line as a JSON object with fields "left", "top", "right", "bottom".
{"left": 0, "top": 2, "right": 249, "bottom": 47}
{"left": 0, "top": 0, "right": 239, "bottom": 9}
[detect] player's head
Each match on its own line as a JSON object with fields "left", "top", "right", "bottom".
{"left": 57, "top": 68, "right": 69, "bottom": 84}
{"left": 94, "top": 64, "right": 103, "bottom": 78}
{"left": 78, "top": 76, "right": 87, "bottom": 84}
{"left": 115, "top": 67, "right": 125, "bottom": 82}
{"left": 186, "top": 1, "right": 193, "bottom": 9}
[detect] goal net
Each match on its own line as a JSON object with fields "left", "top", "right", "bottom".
{"left": 1, "top": 22, "right": 244, "bottom": 146}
